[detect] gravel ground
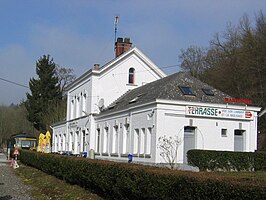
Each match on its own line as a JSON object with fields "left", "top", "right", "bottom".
{"left": 0, "top": 153, "right": 34, "bottom": 200}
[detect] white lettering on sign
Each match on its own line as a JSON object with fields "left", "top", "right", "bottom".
{"left": 186, "top": 106, "right": 253, "bottom": 120}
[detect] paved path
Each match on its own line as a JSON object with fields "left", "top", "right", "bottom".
{"left": 0, "top": 152, "right": 34, "bottom": 200}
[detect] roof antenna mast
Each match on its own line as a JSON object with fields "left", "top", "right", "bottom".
{"left": 114, "top": 15, "right": 119, "bottom": 50}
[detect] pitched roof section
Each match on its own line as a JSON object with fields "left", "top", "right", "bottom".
{"left": 100, "top": 72, "right": 232, "bottom": 115}
{"left": 65, "top": 47, "right": 166, "bottom": 91}
{"left": 97, "top": 47, "right": 166, "bottom": 78}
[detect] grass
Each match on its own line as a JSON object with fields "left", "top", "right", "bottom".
{"left": 14, "top": 163, "right": 103, "bottom": 200}
{"left": 209, "top": 171, "right": 266, "bottom": 181}
{"left": 198, "top": 170, "right": 266, "bottom": 187}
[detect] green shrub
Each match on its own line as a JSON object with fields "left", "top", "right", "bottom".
{"left": 20, "top": 150, "right": 266, "bottom": 200}
{"left": 187, "top": 149, "right": 266, "bottom": 171}
{"left": 254, "top": 151, "right": 266, "bottom": 171}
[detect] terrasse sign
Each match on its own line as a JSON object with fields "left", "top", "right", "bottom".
{"left": 186, "top": 106, "right": 254, "bottom": 120}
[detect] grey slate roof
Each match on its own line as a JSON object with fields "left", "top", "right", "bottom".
{"left": 100, "top": 72, "right": 232, "bottom": 115}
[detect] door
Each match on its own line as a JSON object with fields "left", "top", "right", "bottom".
{"left": 234, "top": 130, "right": 245, "bottom": 151}
{"left": 183, "top": 126, "right": 196, "bottom": 164}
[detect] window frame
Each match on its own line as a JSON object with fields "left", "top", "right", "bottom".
{"left": 179, "top": 86, "right": 195, "bottom": 96}
{"left": 96, "top": 128, "right": 100, "bottom": 153}
{"left": 202, "top": 88, "right": 215, "bottom": 96}
{"left": 133, "top": 129, "right": 139, "bottom": 154}
{"left": 221, "top": 128, "right": 227, "bottom": 137}
{"left": 128, "top": 68, "right": 135, "bottom": 84}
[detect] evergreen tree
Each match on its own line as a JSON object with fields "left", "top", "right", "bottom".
{"left": 26, "top": 55, "right": 62, "bottom": 131}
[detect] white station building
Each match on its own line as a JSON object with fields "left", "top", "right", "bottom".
{"left": 52, "top": 38, "right": 261, "bottom": 165}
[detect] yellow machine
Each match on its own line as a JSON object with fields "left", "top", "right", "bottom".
{"left": 37, "top": 131, "right": 51, "bottom": 153}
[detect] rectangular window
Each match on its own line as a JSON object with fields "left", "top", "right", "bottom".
{"left": 103, "top": 127, "right": 109, "bottom": 153}
{"left": 235, "top": 130, "right": 244, "bottom": 136}
{"left": 82, "top": 130, "right": 86, "bottom": 152}
{"left": 179, "top": 86, "right": 195, "bottom": 96}
{"left": 63, "top": 134, "right": 66, "bottom": 151}
{"left": 70, "top": 99, "right": 75, "bottom": 119}
{"left": 69, "top": 132, "right": 73, "bottom": 152}
{"left": 112, "top": 126, "right": 118, "bottom": 153}
{"left": 82, "top": 94, "right": 87, "bottom": 116}
{"left": 202, "top": 88, "right": 215, "bottom": 96}
{"left": 59, "top": 134, "right": 62, "bottom": 151}
{"left": 122, "top": 125, "right": 127, "bottom": 153}
{"left": 96, "top": 129, "right": 100, "bottom": 153}
{"left": 76, "top": 97, "right": 80, "bottom": 118}
{"left": 75, "top": 131, "right": 79, "bottom": 154}
{"left": 146, "top": 128, "right": 152, "bottom": 155}
{"left": 122, "top": 125, "right": 129, "bottom": 154}
{"left": 55, "top": 135, "right": 58, "bottom": 152}
{"left": 221, "top": 129, "right": 227, "bottom": 137}
{"left": 133, "top": 129, "right": 139, "bottom": 154}
{"left": 140, "top": 128, "right": 145, "bottom": 154}
{"left": 126, "top": 125, "right": 130, "bottom": 153}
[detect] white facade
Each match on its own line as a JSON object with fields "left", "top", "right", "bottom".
{"left": 52, "top": 45, "right": 260, "bottom": 165}
{"left": 52, "top": 47, "right": 166, "bottom": 157}
{"left": 155, "top": 100, "right": 260, "bottom": 163}
{"left": 93, "top": 100, "right": 260, "bottom": 164}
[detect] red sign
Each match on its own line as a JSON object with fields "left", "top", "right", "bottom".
{"left": 245, "top": 111, "right": 253, "bottom": 118}
{"left": 224, "top": 98, "right": 252, "bottom": 105}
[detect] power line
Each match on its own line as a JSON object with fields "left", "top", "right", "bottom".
{"left": 111, "top": 64, "right": 180, "bottom": 76}
{"left": 0, "top": 77, "right": 29, "bottom": 89}
{"left": 0, "top": 63, "right": 179, "bottom": 90}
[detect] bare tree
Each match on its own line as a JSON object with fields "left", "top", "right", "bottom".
{"left": 55, "top": 65, "right": 76, "bottom": 94}
{"left": 178, "top": 46, "right": 208, "bottom": 79}
{"left": 157, "top": 135, "right": 181, "bottom": 169}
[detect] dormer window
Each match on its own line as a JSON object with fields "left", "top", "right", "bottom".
{"left": 202, "top": 88, "right": 215, "bottom": 96}
{"left": 179, "top": 86, "right": 195, "bottom": 96}
{"left": 128, "top": 68, "right": 135, "bottom": 84}
{"left": 129, "top": 93, "right": 144, "bottom": 104}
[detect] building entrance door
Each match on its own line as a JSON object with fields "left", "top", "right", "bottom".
{"left": 234, "top": 130, "right": 245, "bottom": 152}
{"left": 183, "top": 126, "right": 196, "bottom": 164}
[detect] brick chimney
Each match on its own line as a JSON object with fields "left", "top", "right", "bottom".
{"left": 115, "top": 37, "right": 132, "bottom": 58}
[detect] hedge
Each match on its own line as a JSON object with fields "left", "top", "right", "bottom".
{"left": 20, "top": 150, "right": 266, "bottom": 200}
{"left": 187, "top": 149, "right": 266, "bottom": 171}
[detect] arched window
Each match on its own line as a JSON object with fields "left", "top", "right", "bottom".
{"left": 128, "top": 68, "right": 135, "bottom": 84}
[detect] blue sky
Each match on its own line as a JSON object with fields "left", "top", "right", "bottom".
{"left": 1, "top": 0, "right": 266, "bottom": 105}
